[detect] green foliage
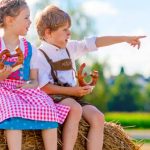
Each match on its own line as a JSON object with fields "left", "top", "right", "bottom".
{"left": 105, "top": 112, "right": 150, "bottom": 129}
{"left": 143, "top": 83, "right": 150, "bottom": 111}
{"left": 85, "top": 62, "right": 109, "bottom": 112}
{"left": 108, "top": 67, "right": 143, "bottom": 112}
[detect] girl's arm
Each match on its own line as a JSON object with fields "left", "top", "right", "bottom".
{"left": 17, "top": 69, "right": 39, "bottom": 89}
{"left": 95, "top": 36, "right": 146, "bottom": 49}
{"left": 29, "top": 68, "right": 39, "bottom": 88}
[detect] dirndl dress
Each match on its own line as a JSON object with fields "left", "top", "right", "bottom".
{"left": 0, "top": 38, "right": 70, "bottom": 130}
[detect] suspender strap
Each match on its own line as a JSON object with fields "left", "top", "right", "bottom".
{"left": 39, "top": 49, "right": 58, "bottom": 84}
{"left": 66, "top": 48, "right": 71, "bottom": 58}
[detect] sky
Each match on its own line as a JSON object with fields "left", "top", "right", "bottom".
{"left": 81, "top": 0, "right": 150, "bottom": 77}
{"left": 1, "top": 0, "right": 150, "bottom": 77}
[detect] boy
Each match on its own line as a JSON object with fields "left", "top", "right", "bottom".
{"left": 35, "top": 5, "right": 145, "bottom": 150}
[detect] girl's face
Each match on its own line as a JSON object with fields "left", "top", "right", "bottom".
{"left": 10, "top": 6, "right": 31, "bottom": 36}
{"left": 47, "top": 22, "right": 71, "bottom": 48}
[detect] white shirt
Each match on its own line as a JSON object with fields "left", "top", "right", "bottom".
{"left": 37, "top": 37, "right": 98, "bottom": 88}
{"left": 0, "top": 37, "right": 38, "bottom": 69}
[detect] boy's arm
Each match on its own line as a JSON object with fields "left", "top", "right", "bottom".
{"left": 41, "top": 83, "right": 92, "bottom": 97}
{"left": 95, "top": 36, "right": 146, "bottom": 49}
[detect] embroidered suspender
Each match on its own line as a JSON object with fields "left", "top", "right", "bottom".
{"left": 39, "top": 48, "right": 73, "bottom": 86}
{"left": 39, "top": 49, "right": 58, "bottom": 84}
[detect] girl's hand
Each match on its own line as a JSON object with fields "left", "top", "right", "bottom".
{"left": 126, "top": 36, "right": 146, "bottom": 49}
{"left": 0, "top": 65, "right": 12, "bottom": 81}
{"left": 72, "top": 86, "right": 93, "bottom": 97}
{"left": 16, "top": 80, "right": 38, "bottom": 89}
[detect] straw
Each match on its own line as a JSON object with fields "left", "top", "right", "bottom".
{"left": 0, "top": 119, "right": 141, "bottom": 150}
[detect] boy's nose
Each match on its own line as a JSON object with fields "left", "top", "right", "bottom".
{"left": 67, "top": 31, "right": 71, "bottom": 36}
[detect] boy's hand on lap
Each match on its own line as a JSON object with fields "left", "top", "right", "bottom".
{"left": 72, "top": 86, "right": 93, "bottom": 97}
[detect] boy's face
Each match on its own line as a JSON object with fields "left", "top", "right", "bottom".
{"left": 47, "top": 22, "right": 71, "bottom": 48}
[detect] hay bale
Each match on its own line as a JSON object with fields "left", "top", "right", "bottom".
{"left": 0, "top": 119, "right": 140, "bottom": 150}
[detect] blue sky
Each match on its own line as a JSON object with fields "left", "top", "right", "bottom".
{"left": 1, "top": 0, "right": 150, "bottom": 77}
{"left": 80, "top": 0, "right": 150, "bottom": 77}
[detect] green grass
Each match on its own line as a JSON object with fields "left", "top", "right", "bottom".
{"left": 105, "top": 112, "right": 150, "bottom": 129}
{"left": 142, "top": 139, "right": 150, "bottom": 143}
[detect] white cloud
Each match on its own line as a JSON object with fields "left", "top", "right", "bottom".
{"left": 82, "top": 0, "right": 118, "bottom": 17}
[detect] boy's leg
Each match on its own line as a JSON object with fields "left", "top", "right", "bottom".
{"left": 5, "top": 130, "right": 22, "bottom": 150}
{"left": 59, "top": 98, "right": 82, "bottom": 150}
{"left": 42, "top": 128, "right": 57, "bottom": 150}
{"left": 82, "top": 105, "right": 104, "bottom": 150}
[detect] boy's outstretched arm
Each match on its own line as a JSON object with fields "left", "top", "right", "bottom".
{"left": 95, "top": 36, "right": 146, "bottom": 49}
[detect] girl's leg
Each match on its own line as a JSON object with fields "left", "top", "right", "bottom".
{"left": 5, "top": 130, "right": 22, "bottom": 150}
{"left": 42, "top": 128, "right": 57, "bottom": 150}
{"left": 82, "top": 105, "right": 104, "bottom": 150}
{"left": 59, "top": 98, "right": 82, "bottom": 150}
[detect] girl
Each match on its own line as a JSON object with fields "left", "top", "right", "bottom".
{"left": 0, "top": 1, "right": 70, "bottom": 150}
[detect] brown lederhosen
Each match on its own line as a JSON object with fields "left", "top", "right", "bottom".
{"left": 39, "top": 48, "right": 89, "bottom": 106}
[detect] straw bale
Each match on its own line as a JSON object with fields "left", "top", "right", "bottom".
{"left": 0, "top": 119, "right": 140, "bottom": 150}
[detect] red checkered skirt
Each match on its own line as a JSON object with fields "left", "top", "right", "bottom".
{"left": 0, "top": 79, "right": 70, "bottom": 124}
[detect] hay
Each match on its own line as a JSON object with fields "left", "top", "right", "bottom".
{"left": 0, "top": 119, "right": 140, "bottom": 150}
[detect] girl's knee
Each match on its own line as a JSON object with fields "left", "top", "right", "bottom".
{"left": 69, "top": 102, "right": 82, "bottom": 118}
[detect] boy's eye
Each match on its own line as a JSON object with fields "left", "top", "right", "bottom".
{"left": 64, "top": 29, "right": 70, "bottom": 32}
{"left": 25, "top": 16, "right": 30, "bottom": 20}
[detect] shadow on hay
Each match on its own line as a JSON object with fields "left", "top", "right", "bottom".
{"left": 0, "top": 118, "right": 140, "bottom": 150}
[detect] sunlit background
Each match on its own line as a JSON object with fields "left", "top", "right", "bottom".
{"left": 26, "top": 0, "right": 150, "bottom": 77}
{"left": 25, "top": 1, "right": 150, "bottom": 148}
{"left": 0, "top": 0, "right": 150, "bottom": 148}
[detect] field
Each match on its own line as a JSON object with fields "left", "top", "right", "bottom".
{"left": 105, "top": 112, "right": 150, "bottom": 129}
{"left": 105, "top": 112, "right": 150, "bottom": 149}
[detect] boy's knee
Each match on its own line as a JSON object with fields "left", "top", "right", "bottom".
{"left": 61, "top": 98, "right": 82, "bottom": 119}
{"left": 91, "top": 112, "right": 105, "bottom": 127}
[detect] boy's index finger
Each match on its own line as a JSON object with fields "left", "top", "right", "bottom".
{"left": 138, "top": 42, "right": 140, "bottom": 50}
{"left": 137, "top": 36, "right": 147, "bottom": 39}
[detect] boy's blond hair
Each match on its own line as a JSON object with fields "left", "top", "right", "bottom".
{"left": 35, "top": 5, "right": 71, "bottom": 40}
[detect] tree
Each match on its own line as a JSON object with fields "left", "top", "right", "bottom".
{"left": 84, "top": 62, "right": 110, "bottom": 112}
{"left": 108, "top": 67, "right": 143, "bottom": 111}
{"left": 143, "top": 83, "right": 150, "bottom": 111}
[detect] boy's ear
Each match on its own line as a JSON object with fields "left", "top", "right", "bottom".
{"left": 45, "top": 28, "right": 51, "bottom": 37}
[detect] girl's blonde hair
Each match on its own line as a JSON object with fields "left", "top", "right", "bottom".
{"left": 35, "top": 5, "right": 71, "bottom": 40}
{"left": 0, "top": 0, "right": 27, "bottom": 28}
